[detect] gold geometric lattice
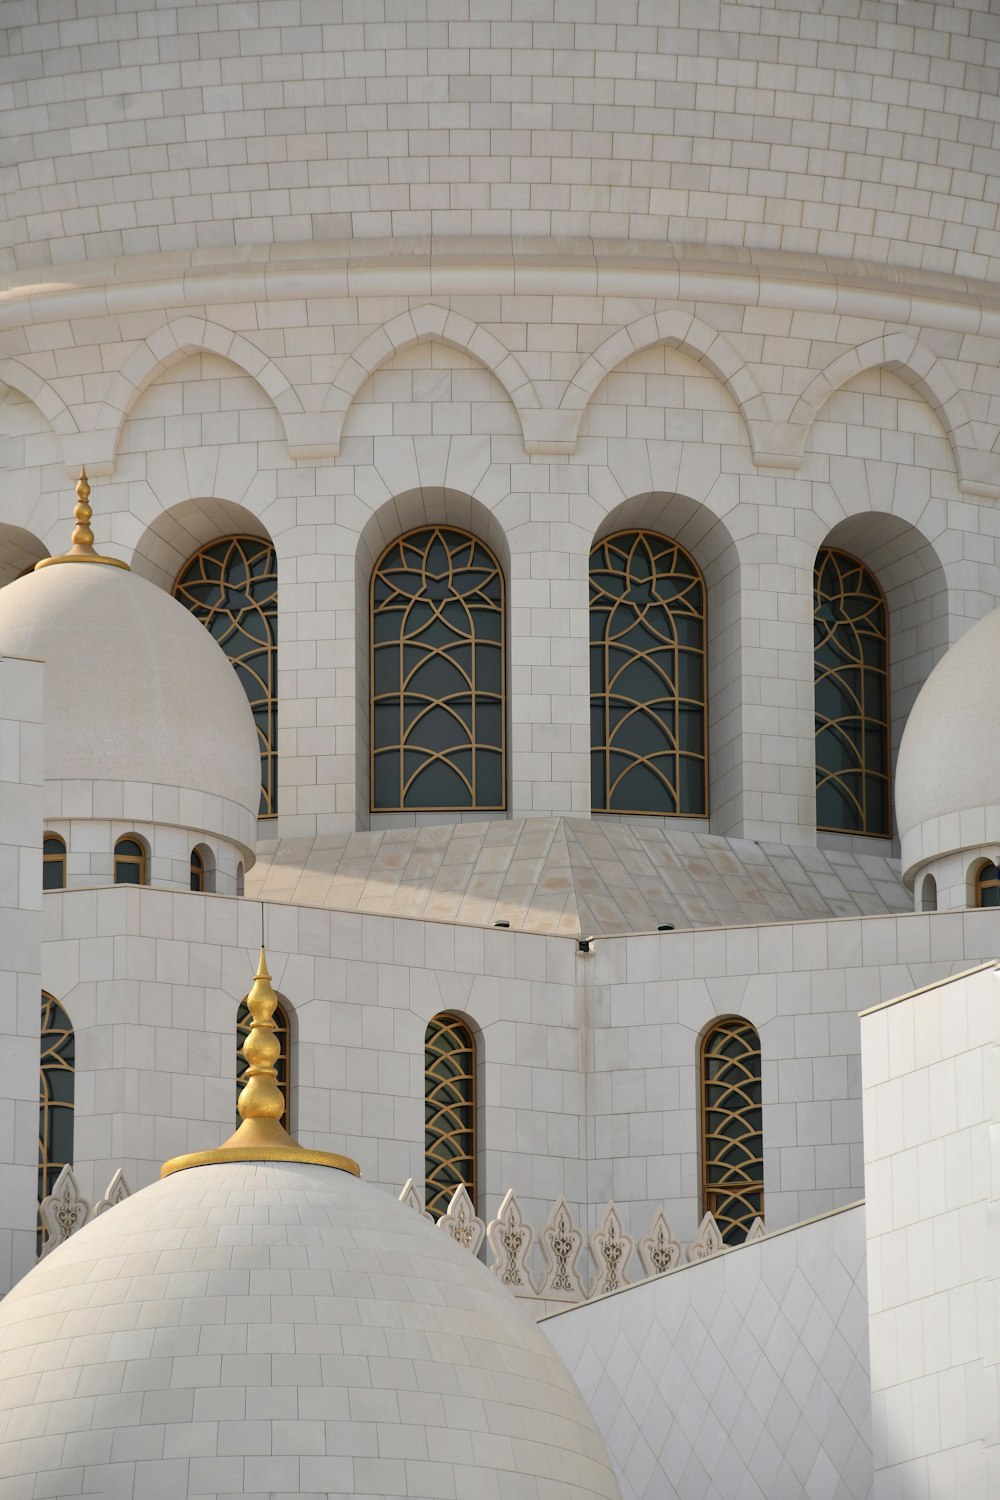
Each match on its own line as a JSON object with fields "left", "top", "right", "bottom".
{"left": 371, "top": 526, "right": 505, "bottom": 811}
{"left": 174, "top": 536, "right": 278, "bottom": 817}
{"left": 590, "top": 530, "right": 707, "bottom": 816}
{"left": 702, "top": 1017, "right": 763, "bottom": 1245}
{"left": 424, "top": 1012, "right": 476, "bottom": 1220}
{"left": 814, "top": 546, "right": 889, "bottom": 836}
{"left": 236, "top": 997, "right": 290, "bottom": 1130}
{"left": 38, "top": 992, "right": 74, "bottom": 1253}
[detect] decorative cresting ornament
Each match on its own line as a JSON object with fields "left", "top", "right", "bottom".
{"left": 162, "top": 948, "right": 360, "bottom": 1178}
{"left": 38, "top": 1164, "right": 88, "bottom": 1255}
{"left": 35, "top": 468, "right": 129, "bottom": 571}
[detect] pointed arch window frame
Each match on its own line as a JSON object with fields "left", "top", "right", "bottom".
{"left": 700, "top": 1015, "right": 764, "bottom": 1246}
{"left": 173, "top": 535, "right": 279, "bottom": 819}
{"left": 814, "top": 546, "right": 891, "bottom": 838}
{"left": 370, "top": 525, "right": 506, "bottom": 814}
{"left": 39, "top": 992, "right": 74, "bottom": 1253}
{"left": 589, "top": 528, "right": 708, "bottom": 818}
{"left": 424, "top": 1011, "right": 477, "bottom": 1221}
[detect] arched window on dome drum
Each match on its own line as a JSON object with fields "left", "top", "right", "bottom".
{"left": 174, "top": 536, "right": 278, "bottom": 818}
{"left": 424, "top": 1013, "right": 476, "bottom": 1220}
{"left": 975, "top": 861, "right": 1000, "bottom": 908}
{"left": 371, "top": 527, "right": 505, "bottom": 812}
{"left": 190, "top": 848, "right": 204, "bottom": 892}
{"left": 42, "top": 834, "right": 66, "bottom": 891}
{"left": 236, "top": 997, "right": 289, "bottom": 1129}
{"left": 814, "top": 548, "right": 889, "bottom": 837}
{"left": 701, "top": 1017, "right": 763, "bottom": 1246}
{"left": 38, "top": 992, "right": 74, "bottom": 1253}
{"left": 589, "top": 531, "right": 707, "bottom": 817}
{"left": 114, "top": 836, "right": 146, "bottom": 885}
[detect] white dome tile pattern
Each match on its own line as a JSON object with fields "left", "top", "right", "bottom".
{"left": 0, "top": 1161, "right": 621, "bottom": 1500}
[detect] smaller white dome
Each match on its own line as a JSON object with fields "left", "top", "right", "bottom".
{"left": 896, "top": 609, "right": 1000, "bottom": 880}
{"left": 0, "top": 1161, "right": 621, "bottom": 1500}
{"left": 0, "top": 562, "right": 260, "bottom": 856}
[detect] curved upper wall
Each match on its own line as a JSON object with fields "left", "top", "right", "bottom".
{"left": 3, "top": 0, "right": 997, "bottom": 278}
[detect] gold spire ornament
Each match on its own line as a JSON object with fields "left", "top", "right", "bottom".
{"left": 161, "top": 948, "right": 360, "bottom": 1178}
{"left": 35, "top": 468, "right": 130, "bottom": 571}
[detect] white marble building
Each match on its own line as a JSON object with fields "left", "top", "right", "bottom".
{"left": 0, "top": 2, "right": 998, "bottom": 1496}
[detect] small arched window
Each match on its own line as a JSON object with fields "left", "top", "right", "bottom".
{"left": 814, "top": 547, "right": 889, "bottom": 836}
{"left": 371, "top": 527, "right": 505, "bottom": 812}
{"left": 236, "top": 997, "right": 290, "bottom": 1128}
{"left": 920, "top": 873, "right": 938, "bottom": 912}
{"left": 42, "top": 834, "right": 66, "bottom": 891}
{"left": 975, "top": 861, "right": 1000, "bottom": 908}
{"left": 114, "top": 836, "right": 146, "bottom": 885}
{"left": 174, "top": 536, "right": 278, "bottom": 817}
{"left": 190, "top": 848, "right": 205, "bottom": 892}
{"left": 702, "top": 1017, "right": 763, "bottom": 1245}
{"left": 39, "top": 992, "right": 74, "bottom": 1252}
{"left": 424, "top": 1013, "right": 476, "bottom": 1220}
{"left": 236, "top": 862, "right": 245, "bottom": 897}
{"left": 589, "top": 530, "right": 707, "bottom": 816}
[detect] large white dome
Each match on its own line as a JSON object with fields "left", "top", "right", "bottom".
{"left": 0, "top": 1161, "right": 620, "bottom": 1500}
{"left": 0, "top": 561, "right": 261, "bottom": 857}
{"left": 896, "top": 608, "right": 1000, "bottom": 881}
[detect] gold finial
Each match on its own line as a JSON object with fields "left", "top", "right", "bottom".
{"left": 161, "top": 947, "right": 360, "bottom": 1179}
{"left": 35, "top": 468, "right": 130, "bottom": 571}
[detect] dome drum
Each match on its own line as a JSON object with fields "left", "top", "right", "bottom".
{"left": 43, "top": 822, "right": 244, "bottom": 895}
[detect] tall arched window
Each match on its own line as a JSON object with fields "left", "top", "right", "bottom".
{"left": 814, "top": 547, "right": 889, "bottom": 836}
{"left": 590, "top": 530, "right": 707, "bottom": 816}
{"left": 190, "top": 848, "right": 205, "bottom": 892}
{"left": 174, "top": 536, "right": 278, "bottom": 817}
{"left": 39, "top": 992, "right": 74, "bottom": 1251}
{"left": 701, "top": 1017, "right": 763, "bottom": 1245}
{"left": 114, "top": 836, "right": 146, "bottom": 885}
{"left": 975, "top": 861, "right": 1000, "bottom": 908}
{"left": 371, "top": 527, "right": 505, "bottom": 812}
{"left": 424, "top": 1013, "right": 476, "bottom": 1220}
{"left": 42, "top": 834, "right": 66, "bottom": 891}
{"left": 236, "top": 997, "right": 290, "bottom": 1128}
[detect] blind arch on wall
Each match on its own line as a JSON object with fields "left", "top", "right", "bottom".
{"left": 424, "top": 1012, "right": 476, "bottom": 1220}
{"left": 174, "top": 535, "right": 278, "bottom": 817}
{"left": 814, "top": 546, "right": 890, "bottom": 836}
{"left": 589, "top": 529, "right": 707, "bottom": 816}
{"left": 701, "top": 1016, "right": 763, "bottom": 1245}
{"left": 371, "top": 526, "right": 505, "bottom": 812}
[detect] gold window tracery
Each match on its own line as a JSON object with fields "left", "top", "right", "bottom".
{"left": 589, "top": 530, "right": 707, "bottom": 817}
{"left": 424, "top": 1013, "right": 476, "bottom": 1220}
{"left": 371, "top": 526, "right": 505, "bottom": 812}
{"left": 814, "top": 547, "right": 889, "bottom": 836}
{"left": 701, "top": 1017, "right": 763, "bottom": 1245}
{"left": 174, "top": 536, "right": 278, "bottom": 817}
{"left": 39, "top": 992, "right": 74, "bottom": 1253}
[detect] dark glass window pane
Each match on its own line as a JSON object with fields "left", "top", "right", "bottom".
{"left": 425, "top": 1014, "right": 475, "bottom": 1220}
{"left": 702, "top": 1018, "right": 763, "bottom": 1246}
{"left": 38, "top": 993, "right": 74, "bottom": 1254}
{"left": 174, "top": 537, "right": 278, "bottom": 817}
{"left": 814, "top": 548, "right": 889, "bottom": 835}
{"left": 590, "top": 531, "right": 706, "bottom": 817}
{"left": 371, "top": 527, "right": 505, "bottom": 811}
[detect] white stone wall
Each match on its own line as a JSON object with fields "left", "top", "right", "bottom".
{"left": 0, "top": 657, "right": 43, "bottom": 1296}
{"left": 861, "top": 962, "right": 998, "bottom": 1498}
{"left": 39, "top": 888, "right": 1000, "bottom": 1243}
{"left": 3, "top": 279, "right": 999, "bottom": 847}
{"left": 543, "top": 1202, "right": 872, "bottom": 1500}
{"left": 4, "top": 1, "right": 998, "bottom": 279}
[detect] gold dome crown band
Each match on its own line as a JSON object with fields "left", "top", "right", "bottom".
{"left": 35, "top": 468, "right": 130, "bottom": 571}
{"left": 161, "top": 948, "right": 361, "bottom": 1178}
